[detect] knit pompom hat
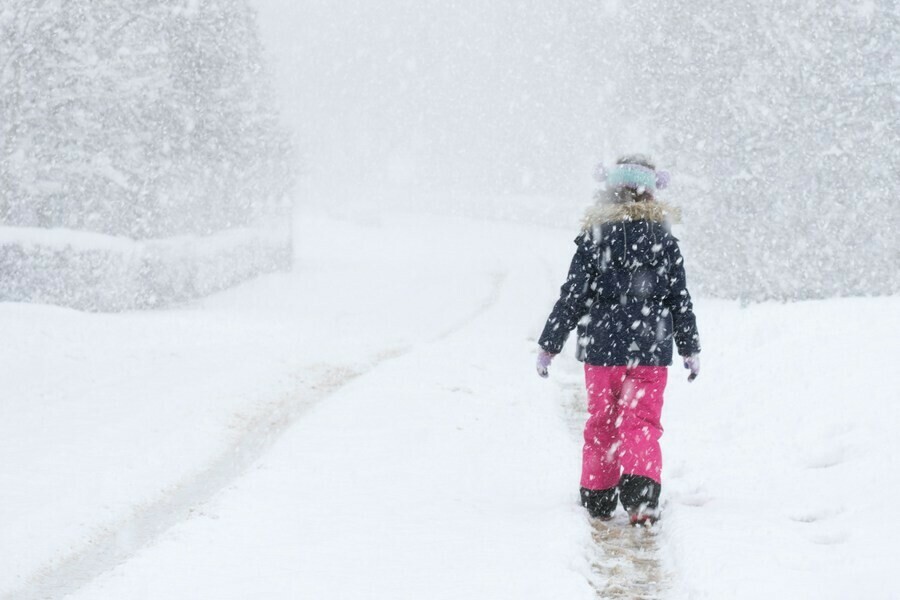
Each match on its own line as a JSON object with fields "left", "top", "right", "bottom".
{"left": 593, "top": 155, "right": 670, "bottom": 195}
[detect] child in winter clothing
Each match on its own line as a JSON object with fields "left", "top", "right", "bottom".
{"left": 536, "top": 155, "right": 700, "bottom": 525}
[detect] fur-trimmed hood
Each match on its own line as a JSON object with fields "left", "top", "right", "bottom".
{"left": 581, "top": 201, "right": 681, "bottom": 230}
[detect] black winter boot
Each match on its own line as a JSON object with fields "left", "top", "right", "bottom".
{"left": 618, "top": 474, "right": 661, "bottom": 525}
{"left": 580, "top": 487, "right": 618, "bottom": 520}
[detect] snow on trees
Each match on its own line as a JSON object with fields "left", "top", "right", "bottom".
{"left": 0, "top": 0, "right": 293, "bottom": 310}
{"left": 591, "top": 0, "right": 899, "bottom": 301}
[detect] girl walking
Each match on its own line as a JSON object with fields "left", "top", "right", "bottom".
{"left": 535, "top": 155, "right": 701, "bottom": 525}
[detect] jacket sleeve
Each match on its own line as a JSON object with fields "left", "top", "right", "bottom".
{"left": 663, "top": 238, "right": 701, "bottom": 357}
{"left": 538, "top": 234, "right": 597, "bottom": 354}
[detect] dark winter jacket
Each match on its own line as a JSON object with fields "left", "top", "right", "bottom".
{"left": 539, "top": 201, "right": 700, "bottom": 366}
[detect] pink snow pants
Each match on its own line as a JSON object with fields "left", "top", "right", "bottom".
{"left": 581, "top": 364, "right": 667, "bottom": 490}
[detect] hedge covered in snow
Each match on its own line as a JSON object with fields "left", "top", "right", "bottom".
{"left": 0, "top": 224, "right": 291, "bottom": 311}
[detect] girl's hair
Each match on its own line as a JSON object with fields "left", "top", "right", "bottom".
{"left": 605, "top": 154, "right": 657, "bottom": 204}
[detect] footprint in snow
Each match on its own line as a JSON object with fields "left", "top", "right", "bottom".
{"left": 668, "top": 481, "right": 712, "bottom": 507}
{"left": 788, "top": 505, "right": 846, "bottom": 524}
{"left": 788, "top": 506, "right": 850, "bottom": 546}
{"left": 676, "top": 492, "right": 713, "bottom": 507}
{"left": 802, "top": 445, "right": 846, "bottom": 469}
{"left": 806, "top": 529, "right": 851, "bottom": 545}
{"left": 446, "top": 386, "right": 474, "bottom": 395}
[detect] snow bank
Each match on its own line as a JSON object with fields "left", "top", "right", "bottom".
{"left": 660, "top": 297, "right": 900, "bottom": 599}
{"left": 0, "top": 223, "right": 291, "bottom": 311}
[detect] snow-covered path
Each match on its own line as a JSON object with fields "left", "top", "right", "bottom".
{"left": 3, "top": 202, "right": 898, "bottom": 599}
{"left": 4, "top": 205, "right": 597, "bottom": 600}
{"left": 61, "top": 210, "right": 596, "bottom": 599}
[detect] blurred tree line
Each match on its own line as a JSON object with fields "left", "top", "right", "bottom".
{"left": 591, "top": 0, "right": 899, "bottom": 300}
{"left": 0, "top": 0, "right": 292, "bottom": 239}
{"left": 275, "top": 0, "right": 896, "bottom": 301}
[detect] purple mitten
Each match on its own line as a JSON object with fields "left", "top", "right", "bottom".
{"left": 536, "top": 350, "right": 556, "bottom": 378}
{"left": 682, "top": 354, "right": 700, "bottom": 382}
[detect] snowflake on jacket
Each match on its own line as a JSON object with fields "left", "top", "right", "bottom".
{"left": 539, "top": 201, "right": 700, "bottom": 367}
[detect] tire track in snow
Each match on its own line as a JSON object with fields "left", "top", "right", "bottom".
{"left": 9, "top": 273, "right": 507, "bottom": 600}
{"left": 8, "top": 367, "right": 358, "bottom": 600}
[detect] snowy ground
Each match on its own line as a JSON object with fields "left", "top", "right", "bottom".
{"left": 2, "top": 197, "right": 897, "bottom": 599}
